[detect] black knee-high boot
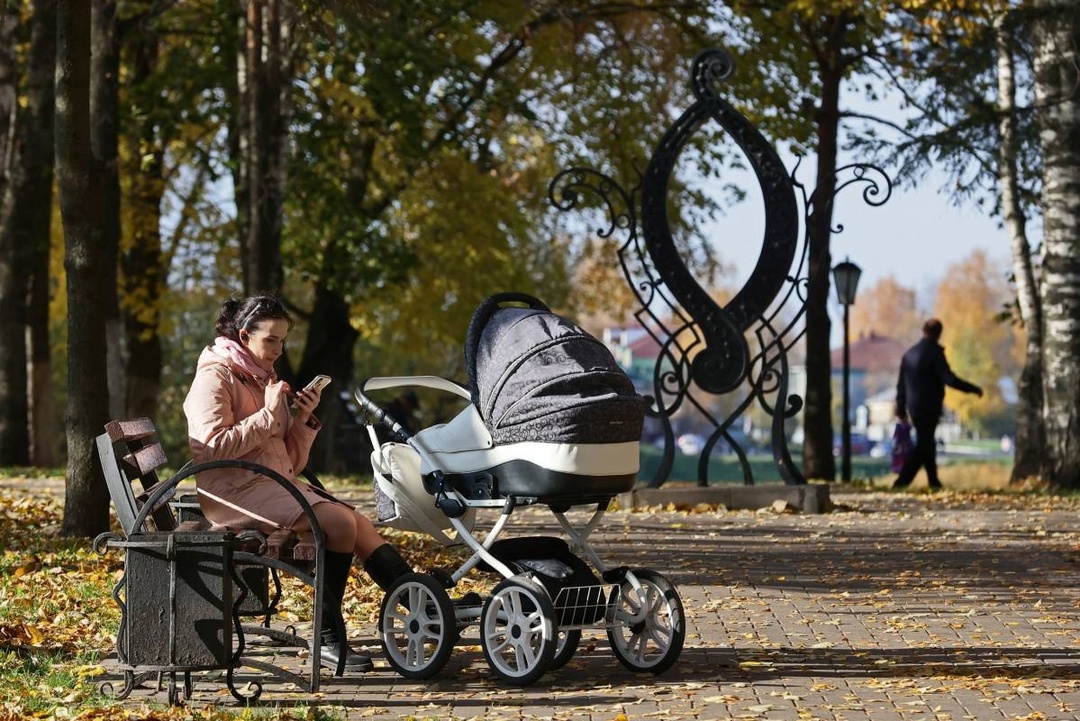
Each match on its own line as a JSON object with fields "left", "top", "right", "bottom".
{"left": 363, "top": 543, "right": 413, "bottom": 592}
{"left": 318, "top": 550, "right": 373, "bottom": 672}
{"left": 364, "top": 543, "right": 482, "bottom": 610}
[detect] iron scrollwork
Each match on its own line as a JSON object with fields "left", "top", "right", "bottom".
{"left": 549, "top": 48, "right": 891, "bottom": 487}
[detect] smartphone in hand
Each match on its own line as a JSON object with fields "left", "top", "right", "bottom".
{"left": 292, "top": 374, "right": 331, "bottom": 409}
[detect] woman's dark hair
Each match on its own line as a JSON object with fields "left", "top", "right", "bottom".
{"left": 214, "top": 294, "right": 291, "bottom": 341}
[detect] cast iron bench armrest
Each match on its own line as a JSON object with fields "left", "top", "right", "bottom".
{"left": 132, "top": 461, "right": 324, "bottom": 569}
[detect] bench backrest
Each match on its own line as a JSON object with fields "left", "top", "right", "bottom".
{"left": 96, "top": 418, "right": 178, "bottom": 536}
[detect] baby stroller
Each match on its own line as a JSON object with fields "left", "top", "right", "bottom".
{"left": 355, "top": 293, "right": 685, "bottom": 685}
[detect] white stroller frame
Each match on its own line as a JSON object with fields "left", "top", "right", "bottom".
{"left": 358, "top": 375, "right": 686, "bottom": 686}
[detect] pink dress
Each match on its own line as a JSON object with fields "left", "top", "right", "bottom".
{"left": 183, "top": 345, "right": 334, "bottom": 532}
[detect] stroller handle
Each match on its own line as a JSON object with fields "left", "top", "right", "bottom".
{"left": 355, "top": 376, "right": 472, "bottom": 442}
{"left": 354, "top": 389, "right": 413, "bottom": 441}
{"left": 355, "top": 384, "right": 471, "bottom": 519}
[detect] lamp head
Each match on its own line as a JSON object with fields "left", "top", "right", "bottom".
{"left": 832, "top": 259, "right": 862, "bottom": 306}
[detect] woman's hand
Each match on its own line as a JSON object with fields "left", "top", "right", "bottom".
{"left": 264, "top": 380, "right": 291, "bottom": 413}
{"left": 292, "top": 382, "right": 323, "bottom": 426}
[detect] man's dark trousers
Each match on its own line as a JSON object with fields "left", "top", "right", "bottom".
{"left": 893, "top": 416, "right": 941, "bottom": 489}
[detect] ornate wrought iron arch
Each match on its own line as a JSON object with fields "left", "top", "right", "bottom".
{"left": 549, "top": 49, "right": 892, "bottom": 487}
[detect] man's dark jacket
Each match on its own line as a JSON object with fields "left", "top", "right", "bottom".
{"left": 895, "top": 338, "right": 980, "bottom": 421}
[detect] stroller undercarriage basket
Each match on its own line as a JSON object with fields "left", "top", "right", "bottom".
{"left": 483, "top": 536, "right": 611, "bottom": 627}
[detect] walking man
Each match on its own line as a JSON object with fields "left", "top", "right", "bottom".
{"left": 893, "top": 319, "right": 983, "bottom": 490}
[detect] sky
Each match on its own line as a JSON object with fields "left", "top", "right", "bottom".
{"left": 701, "top": 163, "right": 1020, "bottom": 319}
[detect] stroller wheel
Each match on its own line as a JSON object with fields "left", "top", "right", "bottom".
{"left": 480, "top": 577, "right": 557, "bottom": 685}
{"left": 607, "top": 568, "right": 685, "bottom": 674}
{"left": 379, "top": 572, "right": 457, "bottom": 680}
{"left": 550, "top": 628, "right": 582, "bottom": 671}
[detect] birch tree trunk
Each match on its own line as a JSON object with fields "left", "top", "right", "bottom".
{"left": 995, "top": 10, "right": 1045, "bottom": 484}
{"left": 1032, "top": 0, "right": 1080, "bottom": 488}
{"left": 58, "top": 0, "right": 111, "bottom": 536}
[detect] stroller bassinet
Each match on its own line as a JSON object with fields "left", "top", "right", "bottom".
{"left": 441, "top": 292, "right": 647, "bottom": 501}
{"left": 465, "top": 292, "right": 647, "bottom": 446}
{"left": 368, "top": 292, "right": 647, "bottom": 528}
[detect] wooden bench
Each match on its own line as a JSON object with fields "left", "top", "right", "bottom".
{"left": 94, "top": 417, "right": 347, "bottom": 703}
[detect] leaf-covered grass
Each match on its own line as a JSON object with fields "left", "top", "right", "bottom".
{"left": 0, "top": 466, "right": 65, "bottom": 480}
{"left": 0, "top": 473, "right": 485, "bottom": 720}
{"left": 0, "top": 480, "right": 338, "bottom": 719}
{"left": 0, "top": 482, "right": 128, "bottom": 719}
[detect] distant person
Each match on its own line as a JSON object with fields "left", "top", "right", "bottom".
{"left": 892, "top": 318, "right": 983, "bottom": 491}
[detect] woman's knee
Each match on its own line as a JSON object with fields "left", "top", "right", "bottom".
{"left": 352, "top": 511, "right": 386, "bottom": 556}
{"left": 308, "top": 504, "right": 358, "bottom": 552}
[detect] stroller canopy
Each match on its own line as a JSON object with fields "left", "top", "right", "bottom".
{"left": 465, "top": 293, "right": 647, "bottom": 445}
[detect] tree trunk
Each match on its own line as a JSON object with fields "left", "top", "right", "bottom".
{"left": 0, "top": 0, "right": 26, "bottom": 464}
{"left": 0, "top": 4, "right": 16, "bottom": 186}
{"left": 801, "top": 42, "right": 844, "bottom": 482}
{"left": 26, "top": 0, "right": 58, "bottom": 468}
{"left": 1033, "top": 0, "right": 1080, "bottom": 488}
{"left": 228, "top": 1, "right": 249, "bottom": 287}
{"left": 995, "top": 11, "right": 1045, "bottom": 484}
{"left": 122, "top": 26, "right": 165, "bottom": 422}
{"left": 0, "top": 0, "right": 55, "bottom": 465}
{"left": 58, "top": 0, "right": 111, "bottom": 537}
{"left": 297, "top": 285, "right": 359, "bottom": 472}
{"left": 239, "top": 0, "right": 289, "bottom": 295}
{"left": 91, "top": 0, "right": 125, "bottom": 420}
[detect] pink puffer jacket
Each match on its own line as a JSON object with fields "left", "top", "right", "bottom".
{"left": 183, "top": 345, "right": 327, "bottom": 532}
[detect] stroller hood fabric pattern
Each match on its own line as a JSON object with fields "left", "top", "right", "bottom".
{"left": 465, "top": 293, "right": 647, "bottom": 445}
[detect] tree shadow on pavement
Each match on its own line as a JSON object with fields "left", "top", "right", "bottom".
{"left": 667, "top": 644, "right": 1080, "bottom": 681}
{"left": 95, "top": 642, "right": 1080, "bottom": 711}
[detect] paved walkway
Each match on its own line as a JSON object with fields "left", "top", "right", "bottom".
{"left": 105, "top": 489, "right": 1080, "bottom": 719}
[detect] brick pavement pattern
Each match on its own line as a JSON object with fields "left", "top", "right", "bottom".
{"left": 104, "top": 490, "right": 1080, "bottom": 719}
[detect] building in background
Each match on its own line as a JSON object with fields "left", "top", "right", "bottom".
{"left": 828, "top": 331, "right": 907, "bottom": 442}
{"left": 602, "top": 323, "right": 1002, "bottom": 454}
{"left": 603, "top": 325, "right": 657, "bottom": 393}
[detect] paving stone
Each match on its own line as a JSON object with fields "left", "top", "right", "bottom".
{"left": 94, "top": 489, "right": 1080, "bottom": 718}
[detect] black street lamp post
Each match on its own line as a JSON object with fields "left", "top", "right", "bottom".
{"left": 832, "top": 258, "right": 862, "bottom": 483}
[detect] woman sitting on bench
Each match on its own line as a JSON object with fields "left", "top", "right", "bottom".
{"left": 183, "top": 293, "right": 414, "bottom": 672}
